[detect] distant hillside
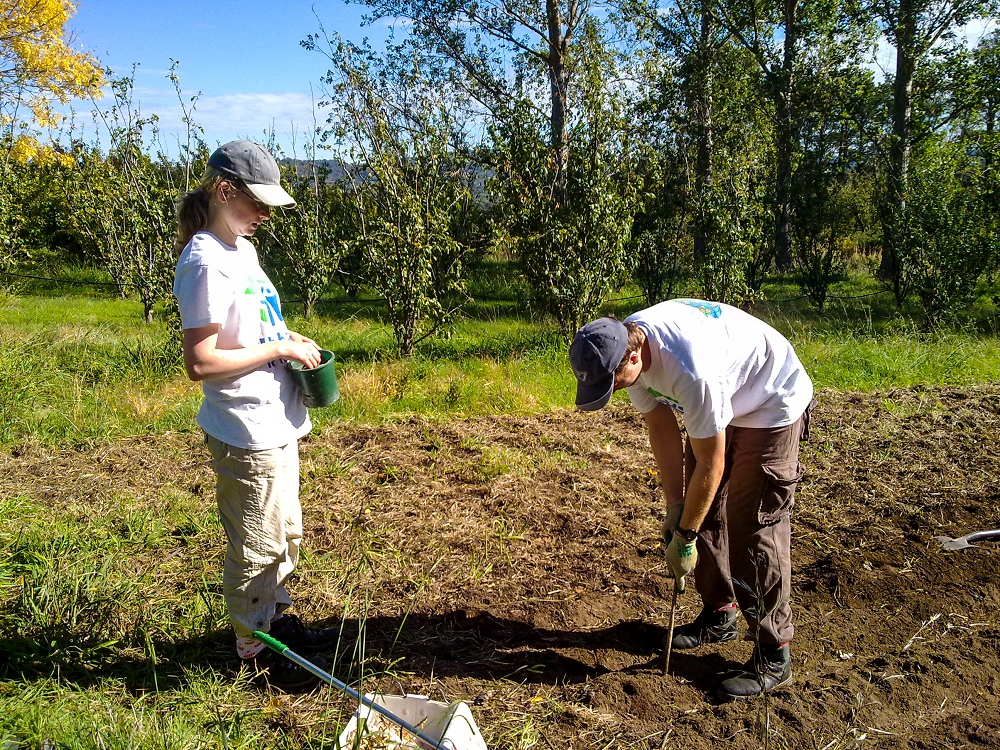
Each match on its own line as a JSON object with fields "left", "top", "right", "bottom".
{"left": 281, "top": 158, "right": 490, "bottom": 202}
{"left": 281, "top": 158, "right": 349, "bottom": 182}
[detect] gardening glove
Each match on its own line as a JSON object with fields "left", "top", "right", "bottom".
{"left": 661, "top": 501, "right": 685, "bottom": 544}
{"left": 664, "top": 532, "right": 698, "bottom": 593}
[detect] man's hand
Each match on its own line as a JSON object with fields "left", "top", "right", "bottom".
{"left": 661, "top": 501, "right": 685, "bottom": 543}
{"left": 664, "top": 532, "right": 698, "bottom": 592}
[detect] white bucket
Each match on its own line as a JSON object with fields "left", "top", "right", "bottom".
{"left": 337, "top": 693, "right": 488, "bottom": 750}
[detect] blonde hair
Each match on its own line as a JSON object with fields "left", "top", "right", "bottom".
{"left": 173, "top": 166, "right": 231, "bottom": 251}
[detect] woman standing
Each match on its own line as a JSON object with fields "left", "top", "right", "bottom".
{"left": 172, "top": 140, "right": 335, "bottom": 689}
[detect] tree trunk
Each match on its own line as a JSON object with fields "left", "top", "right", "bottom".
{"left": 985, "top": 95, "right": 997, "bottom": 210}
{"left": 546, "top": 0, "right": 570, "bottom": 208}
{"left": 773, "top": 0, "right": 798, "bottom": 272}
{"left": 882, "top": 0, "right": 917, "bottom": 290}
{"left": 693, "top": 5, "right": 714, "bottom": 262}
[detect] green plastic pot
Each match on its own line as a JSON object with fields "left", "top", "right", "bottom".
{"left": 288, "top": 349, "right": 340, "bottom": 408}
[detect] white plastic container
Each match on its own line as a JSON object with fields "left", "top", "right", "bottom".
{"left": 337, "top": 693, "right": 488, "bottom": 750}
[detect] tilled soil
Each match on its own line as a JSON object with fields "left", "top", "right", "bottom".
{"left": 4, "top": 386, "right": 1000, "bottom": 748}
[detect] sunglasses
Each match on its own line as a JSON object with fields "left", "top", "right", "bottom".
{"left": 232, "top": 184, "right": 269, "bottom": 212}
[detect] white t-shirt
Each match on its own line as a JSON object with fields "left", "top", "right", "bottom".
{"left": 625, "top": 299, "right": 813, "bottom": 439}
{"left": 173, "top": 231, "right": 311, "bottom": 450}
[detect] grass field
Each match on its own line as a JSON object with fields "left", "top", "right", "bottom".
{"left": 3, "top": 260, "right": 1000, "bottom": 448}
{"left": 2, "top": 260, "right": 1000, "bottom": 749}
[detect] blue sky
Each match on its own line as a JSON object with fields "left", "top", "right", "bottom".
{"left": 65, "top": 0, "right": 396, "bottom": 155}
{"left": 62, "top": 2, "right": 995, "bottom": 157}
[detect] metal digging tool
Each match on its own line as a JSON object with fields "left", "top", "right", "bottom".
{"left": 663, "top": 576, "right": 684, "bottom": 676}
{"left": 935, "top": 528, "right": 1000, "bottom": 551}
{"left": 254, "top": 631, "right": 488, "bottom": 750}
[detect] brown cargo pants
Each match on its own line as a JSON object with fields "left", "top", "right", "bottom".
{"left": 684, "top": 402, "right": 814, "bottom": 647}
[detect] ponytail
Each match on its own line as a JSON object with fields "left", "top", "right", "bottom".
{"left": 173, "top": 166, "right": 229, "bottom": 252}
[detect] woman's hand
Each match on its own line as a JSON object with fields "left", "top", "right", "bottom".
{"left": 282, "top": 336, "right": 322, "bottom": 369}
{"left": 183, "top": 325, "right": 322, "bottom": 379}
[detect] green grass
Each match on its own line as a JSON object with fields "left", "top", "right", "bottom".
{"left": 3, "top": 261, "right": 1000, "bottom": 449}
{"left": 0, "top": 467, "right": 399, "bottom": 749}
{"left": 4, "top": 259, "right": 1000, "bottom": 748}
{"left": 0, "top": 490, "right": 356, "bottom": 749}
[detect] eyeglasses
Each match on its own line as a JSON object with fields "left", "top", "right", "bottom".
{"left": 234, "top": 185, "right": 269, "bottom": 213}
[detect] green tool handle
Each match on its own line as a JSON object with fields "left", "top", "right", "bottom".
{"left": 254, "top": 630, "right": 290, "bottom": 655}
{"left": 253, "top": 630, "right": 446, "bottom": 750}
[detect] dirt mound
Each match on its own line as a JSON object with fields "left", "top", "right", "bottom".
{"left": 4, "top": 386, "right": 999, "bottom": 748}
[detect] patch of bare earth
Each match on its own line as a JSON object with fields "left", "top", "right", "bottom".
{"left": 3, "top": 386, "right": 999, "bottom": 748}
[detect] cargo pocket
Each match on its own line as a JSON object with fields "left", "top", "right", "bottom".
{"left": 758, "top": 461, "right": 804, "bottom": 524}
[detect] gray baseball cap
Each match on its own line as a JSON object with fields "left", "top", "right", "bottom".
{"left": 569, "top": 317, "right": 629, "bottom": 411}
{"left": 208, "top": 140, "right": 296, "bottom": 209}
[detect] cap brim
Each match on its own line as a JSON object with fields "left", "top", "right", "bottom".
{"left": 575, "top": 376, "right": 615, "bottom": 412}
{"left": 244, "top": 182, "right": 296, "bottom": 209}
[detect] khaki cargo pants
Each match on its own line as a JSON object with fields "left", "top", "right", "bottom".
{"left": 685, "top": 402, "right": 814, "bottom": 647}
{"left": 205, "top": 434, "right": 302, "bottom": 638}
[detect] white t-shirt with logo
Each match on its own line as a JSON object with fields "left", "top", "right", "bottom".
{"left": 625, "top": 299, "right": 813, "bottom": 439}
{"left": 173, "top": 231, "right": 311, "bottom": 450}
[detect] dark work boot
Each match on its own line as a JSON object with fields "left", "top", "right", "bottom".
{"left": 246, "top": 649, "right": 329, "bottom": 691}
{"left": 268, "top": 613, "right": 341, "bottom": 653}
{"left": 668, "top": 605, "right": 740, "bottom": 650}
{"left": 717, "top": 643, "right": 793, "bottom": 701}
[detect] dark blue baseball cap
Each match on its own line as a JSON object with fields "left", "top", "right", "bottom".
{"left": 569, "top": 317, "right": 629, "bottom": 411}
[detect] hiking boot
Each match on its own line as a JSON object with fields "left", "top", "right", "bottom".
{"left": 245, "top": 649, "right": 329, "bottom": 691}
{"left": 717, "top": 643, "right": 793, "bottom": 701}
{"left": 268, "top": 613, "right": 340, "bottom": 653}
{"left": 668, "top": 605, "right": 740, "bottom": 650}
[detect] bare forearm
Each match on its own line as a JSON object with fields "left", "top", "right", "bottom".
{"left": 645, "top": 406, "right": 684, "bottom": 505}
{"left": 186, "top": 341, "right": 288, "bottom": 381}
{"left": 680, "top": 431, "right": 727, "bottom": 531}
{"left": 680, "top": 461, "right": 722, "bottom": 531}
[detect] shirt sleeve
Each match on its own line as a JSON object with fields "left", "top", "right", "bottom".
{"left": 627, "top": 383, "right": 659, "bottom": 414}
{"left": 674, "top": 372, "right": 731, "bottom": 439}
{"left": 173, "top": 262, "right": 233, "bottom": 330}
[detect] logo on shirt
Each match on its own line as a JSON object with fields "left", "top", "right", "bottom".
{"left": 677, "top": 299, "right": 722, "bottom": 318}
{"left": 647, "top": 387, "right": 684, "bottom": 413}
{"left": 245, "top": 279, "right": 285, "bottom": 325}
{"left": 248, "top": 276, "right": 289, "bottom": 369}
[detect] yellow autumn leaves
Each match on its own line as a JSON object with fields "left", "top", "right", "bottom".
{"left": 0, "top": 0, "right": 104, "bottom": 158}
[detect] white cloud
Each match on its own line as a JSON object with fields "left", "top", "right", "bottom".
{"left": 868, "top": 16, "right": 997, "bottom": 81}
{"left": 955, "top": 16, "right": 996, "bottom": 48}
{"left": 65, "top": 88, "right": 327, "bottom": 156}
{"left": 194, "top": 92, "right": 321, "bottom": 140}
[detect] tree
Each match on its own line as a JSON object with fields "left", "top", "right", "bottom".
{"left": 792, "top": 36, "right": 881, "bottom": 308}
{"left": 0, "top": 146, "right": 81, "bottom": 271}
{"left": 627, "top": 0, "right": 777, "bottom": 306}
{"left": 629, "top": 137, "right": 691, "bottom": 306}
{"left": 349, "top": 0, "right": 597, "bottom": 209}
{"left": 72, "top": 74, "right": 175, "bottom": 324}
{"left": 711, "top": 0, "right": 874, "bottom": 271}
{"left": 641, "top": 0, "right": 728, "bottom": 264}
{"left": 335, "top": 0, "right": 638, "bottom": 334}
{"left": 265, "top": 134, "right": 349, "bottom": 318}
{"left": 0, "top": 0, "right": 103, "bottom": 271}
{"left": 489, "top": 18, "right": 638, "bottom": 337}
{"left": 956, "top": 31, "right": 1000, "bottom": 208}
{"left": 310, "top": 35, "right": 474, "bottom": 355}
{"left": 899, "top": 140, "right": 998, "bottom": 325}
{"left": 0, "top": 0, "right": 103, "bottom": 140}
{"left": 871, "top": 0, "right": 998, "bottom": 291}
